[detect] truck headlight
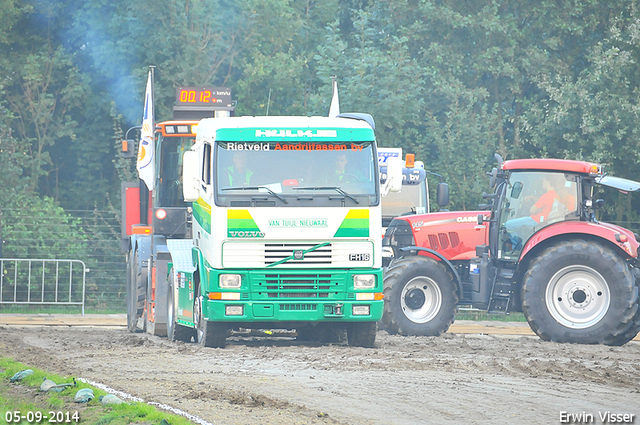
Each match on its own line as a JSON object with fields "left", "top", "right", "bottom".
{"left": 353, "top": 274, "right": 376, "bottom": 289}
{"left": 219, "top": 274, "right": 242, "bottom": 288}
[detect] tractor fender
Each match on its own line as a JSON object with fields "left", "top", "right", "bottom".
{"left": 519, "top": 221, "right": 638, "bottom": 262}
{"left": 398, "top": 246, "right": 464, "bottom": 297}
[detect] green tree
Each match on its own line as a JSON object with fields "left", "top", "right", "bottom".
{"left": 4, "top": 47, "right": 87, "bottom": 194}
{"left": 312, "top": 0, "right": 640, "bottom": 210}
{"left": 1, "top": 194, "right": 88, "bottom": 259}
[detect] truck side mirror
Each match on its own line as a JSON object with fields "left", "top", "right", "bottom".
{"left": 182, "top": 150, "right": 199, "bottom": 202}
{"left": 436, "top": 182, "right": 449, "bottom": 207}
{"left": 381, "top": 156, "right": 403, "bottom": 196}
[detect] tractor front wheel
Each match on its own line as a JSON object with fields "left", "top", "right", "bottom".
{"left": 380, "top": 256, "right": 458, "bottom": 336}
{"left": 522, "top": 240, "right": 640, "bottom": 345}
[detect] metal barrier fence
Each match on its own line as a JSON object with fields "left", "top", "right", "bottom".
{"left": 0, "top": 259, "right": 87, "bottom": 315}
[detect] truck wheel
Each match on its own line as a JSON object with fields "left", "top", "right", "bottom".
{"left": 126, "top": 249, "right": 146, "bottom": 333}
{"left": 296, "top": 324, "right": 346, "bottom": 343}
{"left": 346, "top": 322, "right": 377, "bottom": 348}
{"left": 522, "top": 240, "right": 640, "bottom": 345}
{"left": 380, "top": 256, "right": 458, "bottom": 336}
{"left": 166, "top": 272, "right": 194, "bottom": 343}
{"left": 193, "top": 295, "right": 228, "bottom": 348}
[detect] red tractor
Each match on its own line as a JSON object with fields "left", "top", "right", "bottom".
{"left": 380, "top": 155, "right": 640, "bottom": 345}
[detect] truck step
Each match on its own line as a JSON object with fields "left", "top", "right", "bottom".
{"left": 488, "top": 270, "right": 513, "bottom": 313}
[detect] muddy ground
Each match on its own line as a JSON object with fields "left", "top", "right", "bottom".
{"left": 0, "top": 323, "right": 638, "bottom": 425}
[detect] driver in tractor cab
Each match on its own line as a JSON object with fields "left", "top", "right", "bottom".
{"left": 504, "top": 175, "right": 576, "bottom": 251}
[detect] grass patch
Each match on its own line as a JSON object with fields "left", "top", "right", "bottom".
{"left": 456, "top": 308, "right": 527, "bottom": 322}
{"left": 0, "top": 358, "right": 195, "bottom": 424}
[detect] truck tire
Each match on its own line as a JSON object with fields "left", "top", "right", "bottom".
{"left": 380, "top": 256, "right": 458, "bottom": 336}
{"left": 522, "top": 240, "right": 640, "bottom": 345}
{"left": 193, "top": 295, "right": 228, "bottom": 348}
{"left": 126, "top": 249, "right": 146, "bottom": 333}
{"left": 145, "top": 276, "right": 164, "bottom": 336}
{"left": 296, "top": 324, "right": 346, "bottom": 344}
{"left": 166, "top": 272, "right": 194, "bottom": 343}
{"left": 346, "top": 322, "right": 377, "bottom": 348}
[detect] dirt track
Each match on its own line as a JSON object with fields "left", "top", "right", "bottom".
{"left": 0, "top": 320, "right": 639, "bottom": 424}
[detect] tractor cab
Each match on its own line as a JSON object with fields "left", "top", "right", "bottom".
{"left": 488, "top": 159, "right": 593, "bottom": 261}
{"left": 485, "top": 158, "right": 640, "bottom": 262}
{"left": 380, "top": 155, "right": 640, "bottom": 346}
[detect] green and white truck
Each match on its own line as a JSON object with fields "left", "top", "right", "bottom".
{"left": 165, "top": 114, "right": 401, "bottom": 347}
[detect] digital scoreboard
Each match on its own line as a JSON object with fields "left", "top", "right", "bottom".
{"left": 175, "top": 87, "right": 232, "bottom": 107}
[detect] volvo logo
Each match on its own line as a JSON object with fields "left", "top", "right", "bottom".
{"left": 293, "top": 250, "right": 304, "bottom": 260}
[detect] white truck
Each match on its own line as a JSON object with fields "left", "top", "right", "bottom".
{"left": 378, "top": 148, "right": 429, "bottom": 231}
{"left": 165, "top": 113, "right": 402, "bottom": 347}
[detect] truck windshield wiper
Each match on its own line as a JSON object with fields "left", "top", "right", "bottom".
{"left": 222, "top": 186, "right": 289, "bottom": 204}
{"left": 293, "top": 186, "right": 359, "bottom": 204}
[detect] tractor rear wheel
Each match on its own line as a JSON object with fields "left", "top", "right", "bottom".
{"left": 380, "top": 256, "right": 458, "bottom": 336}
{"left": 166, "top": 272, "right": 194, "bottom": 343}
{"left": 522, "top": 240, "right": 640, "bottom": 345}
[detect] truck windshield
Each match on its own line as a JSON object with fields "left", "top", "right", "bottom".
{"left": 381, "top": 184, "right": 428, "bottom": 223}
{"left": 214, "top": 141, "right": 378, "bottom": 207}
{"left": 154, "top": 135, "right": 194, "bottom": 207}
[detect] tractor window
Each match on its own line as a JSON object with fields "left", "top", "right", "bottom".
{"left": 498, "top": 171, "right": 578, "bottom": 260}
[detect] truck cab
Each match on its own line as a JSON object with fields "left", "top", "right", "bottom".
{"left": 378, "top": 148, "right": 429, "bottom": 230}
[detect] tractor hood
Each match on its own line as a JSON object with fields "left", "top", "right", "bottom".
{"left": 401, "top": 210, "right": 489, "bottom": 229}
{"left": 395, "top": 210, "right": 489, "bottom": 261}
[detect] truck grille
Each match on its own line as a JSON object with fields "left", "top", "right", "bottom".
{"left": 222, "top": 241, "right": 374, "bottom": 268}
{"left": 251, "top": 272, "right": 345, "bottom": 300}
{"left": 264, "top": 243, "right": 332, "bottom": 266}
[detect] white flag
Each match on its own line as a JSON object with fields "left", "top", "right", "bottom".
{"left": 137, "top": 70, "right": 155, "bottom": 191}
{"left": 328, "top": 77, "right": 340, "bottom": 117}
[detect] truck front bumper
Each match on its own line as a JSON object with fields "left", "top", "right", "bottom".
{"left": 203, "top": 299, "right": 383, "bottom": 323}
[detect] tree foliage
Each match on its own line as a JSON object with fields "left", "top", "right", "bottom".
{"left": 1, "top": 0, "right": 640, "bottom": 227}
